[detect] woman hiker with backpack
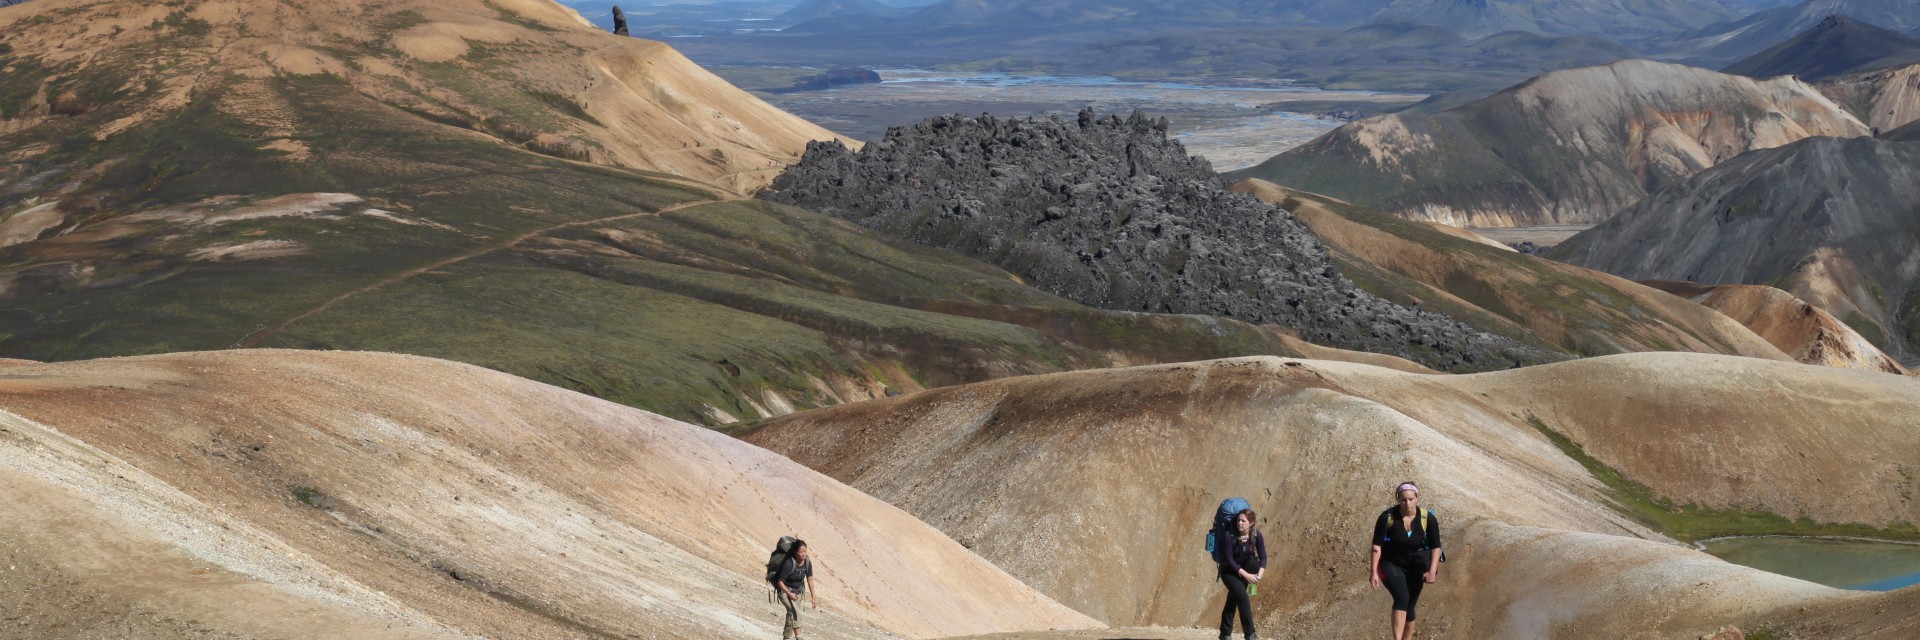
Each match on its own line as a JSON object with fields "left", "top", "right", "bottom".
{"left": 771, "top": 539, "right": 816, "bottom": 639}
{"left": 1216, "top": 508, "right": 1267, "bottom": 640}
{"left": 1370, "top": 481, "right": 1442, "bottom": 640}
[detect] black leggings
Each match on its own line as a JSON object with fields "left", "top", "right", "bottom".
{"left": 1219, "top": 570, "right": 1255, "bottom": 637}
{"left": 1380, "top": 559, "right": 1427, "bottom": 621}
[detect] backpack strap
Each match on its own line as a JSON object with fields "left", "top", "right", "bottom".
{"left": 1419, "top": 509, "right": 1436, "bottom": 552}
{"left": 1380, "top": 508, "right": 1434, "bottom": 541}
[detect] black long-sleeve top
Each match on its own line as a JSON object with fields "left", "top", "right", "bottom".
{"left": 1216, "top": 529, "right": 1267, "bottom": 574}
{"left": 1372, "top": 507, "right": 1441, "bottom": 565}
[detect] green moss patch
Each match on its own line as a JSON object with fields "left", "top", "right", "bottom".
{"left": 484, "top": 0, "right": 559, "bottom": 32}
{"left": 1527, "top": 416, "right": 1920, "bottom": 542}
{"left": 1843, "top": 311, "right": 1888, "bottom": 348}
{"left": 371, "top": 10, "right": 429, "bottom": 34}
{"left": 1899, "top": 288, "right": 1920, "bottom": 354}
{"left": 525, "top": 90, "right": 600, "bottom": 126}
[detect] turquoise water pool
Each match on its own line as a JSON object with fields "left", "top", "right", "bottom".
{"left": 1701, "top": 536, "right": 1920, "bottom": 591}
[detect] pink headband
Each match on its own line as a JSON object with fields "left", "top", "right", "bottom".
{"left": 1396, "top": 483, "right": 1419, "bottom": 494}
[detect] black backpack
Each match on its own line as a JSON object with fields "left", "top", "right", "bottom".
{"left": 764, "top": 536, "right": 798, "bottom": 584}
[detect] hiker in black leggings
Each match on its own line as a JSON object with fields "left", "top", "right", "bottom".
{"left": 1216, "top": 509, "right": 1266, "bottom": 640}
{"left": 1370, "top": 481, "right": 1441, "bottom": 640}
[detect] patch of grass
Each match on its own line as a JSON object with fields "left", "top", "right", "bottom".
{"left": 0, "top": 72, "right": 707, "bottom": 363}
{"left": 0, "top": 56, "right": 51, "bottom": 120}
{"left": 44, "top": 59, "right": 137, "bottom": 117}
{"left": 526, "top": 90, "right": 600, "bottom": 126}
{"left": 271, "top": 255, "right": 880, "bottom": 424}
{"left": 1526, "top": 416, "right": 1920, "bottom": 542}
{"left": 258, "top": 200, "right": 1321, "bottom": 424}
{"left": 371, "top": 9, "right": 428, "bottom": 34}
{"left": 484, "top": 0, "right": 557, "bottom": 32}
{"left": 1901, "top": 288, "right": 1920, "bottom": 354}
{"left": 1842, "top": 311, "right": 1888, "bottom": 348}
{"left": 414, "top": 62, "right": 569, "bottom": 134}
{"left": 151, "top": 10, "right": 212, "bottom": 37}
{"left": 291, "top": 485, "right": 322, "bottom": 506}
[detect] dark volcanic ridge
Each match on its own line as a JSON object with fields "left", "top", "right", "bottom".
{"left": 1681, "top": 0, "right": 1920, "bottom": 65}
{"left": 762, "top": 110, "right": 1558, "bottom": 371}
{"left": 1724, "top": 14, "right": 1920, "bottom": 82}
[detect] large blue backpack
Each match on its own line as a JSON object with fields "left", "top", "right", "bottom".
{"left": 1204, "top": 497, "right": 1251, "bottom": 557}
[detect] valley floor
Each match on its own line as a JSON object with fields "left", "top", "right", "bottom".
{"left": 1463, "top": 225, "right": 1595, "bottom": 248}
{"left": 709, "top": 68, "right": 1423, "bottom": 169}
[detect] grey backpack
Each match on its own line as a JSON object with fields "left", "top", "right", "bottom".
{"left": 764, "top": 536, "right": 799, "bottom": 583}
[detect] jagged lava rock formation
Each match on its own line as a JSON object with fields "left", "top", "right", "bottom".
{"left": 763, "top": 110, "right": 1556, "bottom": 372}
{"left": 1232, "top": 60, "right": 1869, "bottom": 227}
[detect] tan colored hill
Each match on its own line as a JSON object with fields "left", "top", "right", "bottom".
{"left": 1230, "top": 60, "right": 1869, "bottom": 227}
{"left": 747, "top": 353, "right": 1920, "bottom": 637}
{"left": 1644, "top": 280, "right": 1909, "bottom": 374}
{"left": 0, "top": 349, "right": 1097, "bottom": 639}
{"left": 0, "top": 0, "right": 843, "bottom": 192}
{"left": 1229, "top": 179, "right": 1796, "bottom": 361}
{"left": 1820, "top": 61, "right": 1920, "bottom": 133}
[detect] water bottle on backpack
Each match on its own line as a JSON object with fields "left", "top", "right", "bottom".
{"left": 1204, "top": 497, "right": 1251, "bottom": 558}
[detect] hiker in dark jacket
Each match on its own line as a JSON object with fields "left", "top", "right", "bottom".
{"left": 774, "top": 540, "right": 816, "bottom": 639}
{"left": 1370, "top": 481, "right": 1442, "bottom": 640}
{"left": 1216, "top": 509, "right": 1267, "bottom": 640}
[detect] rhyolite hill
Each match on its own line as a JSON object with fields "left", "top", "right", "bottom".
{"left": 1231, "top": 60, "right": 1868, "bottom": 227}
{"left": 1818, "top": 59, "right": 1920, "bottom": 132}
{"left": 1228, "top": 179, "right": 1803, "bottom": 364}
{"left": 1554, "top": 133, "right": 1920, "bottom": 361}
{"left": 763, "top": 110, "right": 1556, "bottom": 372}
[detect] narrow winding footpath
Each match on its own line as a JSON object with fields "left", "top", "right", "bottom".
{"left": 234, "top": 197, "right": 738, "bottom": 348}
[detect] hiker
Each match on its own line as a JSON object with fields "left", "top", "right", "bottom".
{"left": 772, "top": 539, "right": 816, "bottom": 639}
{"left": 1370, "top": 481, "right": 1442, "bottom": 640}
{"left": 1216, "top": 509, "right": 1266, "bottom": 640}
